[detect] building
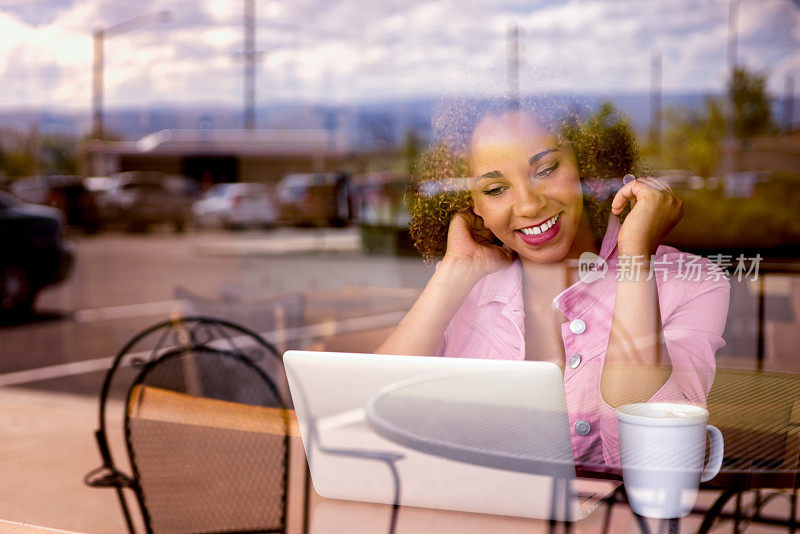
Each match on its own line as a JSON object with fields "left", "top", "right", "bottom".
{"left": 83, "top": 128, "right": 371, "bottom": 185}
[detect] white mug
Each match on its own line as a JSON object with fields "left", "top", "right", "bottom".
{"left": 617, "top": 402, "right": 724, "bottom": 519}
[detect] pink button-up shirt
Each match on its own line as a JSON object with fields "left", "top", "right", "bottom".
{"left": 435, "top": 215, "right": 730, "bottom": 470}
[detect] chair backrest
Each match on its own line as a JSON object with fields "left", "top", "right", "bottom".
{"left": 174, "top": 286, "right": 307, "bottom": 354}
{"left": 126, "top": 344, "right": 289, "bottom": 533}
{"left": 86, "top": 316, "right": 289, "bottom": 534}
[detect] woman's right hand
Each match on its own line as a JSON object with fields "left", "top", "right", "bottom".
{"left": 443, "top": 211, "right": 515, "bottom": 279}
{"left": 376, "top": 211, "right": 514, "bottom": 356}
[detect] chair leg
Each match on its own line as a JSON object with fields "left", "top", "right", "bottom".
{"left": 547, "top": 518, "right": 574, "bottom": 534}
{"left": 632, "top": 513, "right": 652, "bottom": 534}
{"left": 734, "top": 491, "right": 743, "bottom": 534}
{"left": 387, "top": 460, "right": 401, "bottom": 534}
{"left": 600, "top": 494, "right": 615, "bottom": 534}
{"left": 302, "top": 465, "right": 311, "bottom": 534}
{"left": 388, "top": 503, "right": 399, "bottom": 534}
{"left": 604, "top": 485, "right": 652, "bottom": 534}
{"left": 665, "top": 518, "right": 679, "bottom": 534}
{"left": 697, "top": 486, "right": 740, "bottom": 534}
{"left": 117, "top": 487, "right": 137, "bottom": 534}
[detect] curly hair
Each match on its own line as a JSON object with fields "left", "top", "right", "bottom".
{"left": 408, "top": 101, "right": 641, "bottom": 261}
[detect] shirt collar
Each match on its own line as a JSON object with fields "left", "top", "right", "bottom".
{"left": 477, "top": 260, "right": 523, "bottom": 308}
{"left": 597, "top": 213, "right": 621, "bottom": 261}
{"left": 552, "top": 214, "right": 620, "bottom": 318}
{"left": 474, "top": 214, "right": 621, "bottom": 315}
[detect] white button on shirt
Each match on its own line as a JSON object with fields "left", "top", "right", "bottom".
{"left": 574, "top": 420, "right": 591, "bottom": 436}
{"left": 569, "top": 319, "right": 586, "bottom": 335}
{"left": 568, "top": 353, "right": 582, "bottom": 369}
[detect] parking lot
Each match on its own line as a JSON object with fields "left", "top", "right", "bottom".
{"left": 0, "top": 226, "right": 434, "bottom": 395}
{"left": 0, "top": 225, "right": 437, "bottom": 532}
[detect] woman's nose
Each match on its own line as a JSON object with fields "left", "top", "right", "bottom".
{"left": 512, "top": 183, "right": 547, "bottom": 218}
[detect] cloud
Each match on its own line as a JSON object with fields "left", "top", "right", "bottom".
{"left": 0, "top": 0, "right": 797, "bottom": 110}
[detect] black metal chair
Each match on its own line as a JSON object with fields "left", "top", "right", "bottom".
{"left": 85, "top": 316, "right": 292, "bottom": 534}
{"left": 173, "top": 287, "right": 308, "bottom": 352}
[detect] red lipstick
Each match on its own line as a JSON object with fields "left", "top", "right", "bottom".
{"left": 515, "top": 214, "right": 562, "bottom": 246}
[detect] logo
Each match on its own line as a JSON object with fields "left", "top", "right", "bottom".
{"left": 578, "top": 252, "right": 607, "bottom": 284}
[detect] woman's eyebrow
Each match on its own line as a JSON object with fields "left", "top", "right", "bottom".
{"left": 529, "top": 148, "right": 558, "bottom": 165}
{"left": 475, "top": 170, "right": 503, "bottom": 180}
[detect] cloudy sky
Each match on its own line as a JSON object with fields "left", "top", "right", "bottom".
{"left": 1, "top": 0, "right": 798, "bottom": 110}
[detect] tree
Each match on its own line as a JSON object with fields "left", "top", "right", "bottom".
{"left": 0, "top": 127, "right": 38, "bottom": 178}
{"left": 561, "top": 100, "right": 641, "bottom": 179}
{"left": 657, "top": 67, "right": 773, "bottom": 176}
{"left": 661, "top": 98, "right": 726, "bottom": 177}
{"left": 402, "top": 129, "right": 422, "bottom": 176}
{"left": 729, "top": 67, "right": 772, "bottom": 142}
{"left": 0, "top": 127, "right": 81, "bottom": 179}
{"left": 40, "top": 134, "right": 79, "bottom": 175}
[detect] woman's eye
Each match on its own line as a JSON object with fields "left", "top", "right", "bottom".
{"left": 535, "top": 160, "right": 560, "bottom": 178}
{"left": 482, "top": 186, "right": 505, "bottom": 196}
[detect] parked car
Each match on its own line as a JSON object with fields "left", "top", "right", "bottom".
{"left": 0, "top": 191, "right": 73, "bottom": 316}
{"left": 275, "top": 172, "right": 350, "bottom": 226}
{"left": 94, "top": 172, "right": 195, "bottom": 232}
{"left": 11, "top": 175, "right": 101, "bottom": 233}
{"left": 192, "top": 182, "right": 277, "bottom": 229}
{"left": 349, "top": 171, "right": 410, "bottom": 227}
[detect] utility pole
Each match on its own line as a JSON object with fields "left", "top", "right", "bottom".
{"left": 507, "top": 25, "right": 520, "bottom": 110}
{"left": 90, "top": 11, "right": 170, "bottom": 139}
{"left": 244, "top": 0, "right": 256, "bottom": 130}
{"left": 649, "top": 52, "right": 662, "bottom": 153}
{"left": 92, "top": 30, "right": 104, "bottom": 138}
{"left": 728, "top": 0, "right": 739, "bottom": 77}
{"left": 724, "top": 0, "right": 740, "bottom": 174}
{"left": 238, "top": 0, "right": 265, "bottom": 130}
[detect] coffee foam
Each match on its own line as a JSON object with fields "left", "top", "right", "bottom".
{"left": 648, "top": 407, "right": 694, "bottom": 418}
{"left": 618, "top": 402, "right": 707, "bottom": 420}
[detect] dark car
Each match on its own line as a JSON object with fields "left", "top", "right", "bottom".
{"left": 275, "top": 172, "right": 350, "bottom": 226}
{"left": 0, "top": 191, "right": 73, "bottom": 316}
{"left": 95, "top": 172, "right": 196, "bottom": 232}
{"left": 11, "top": 175, "right": 101, "bottom": 233}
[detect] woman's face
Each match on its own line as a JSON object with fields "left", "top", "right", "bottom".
{"left": 468, "top": 111, "right": 585, "bottom": 264}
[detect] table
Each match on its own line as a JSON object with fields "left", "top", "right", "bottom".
{"left": 358, "top": 366, "right": 800, "bottom": 533}
{"left": 363, "top": 371, "right": 622, "bottom": 531}
{"left": 697, "top": 367, "right": 800, "bottom": 533}
{"left": 365, "top": 372, "right": 581, "bottom": 478}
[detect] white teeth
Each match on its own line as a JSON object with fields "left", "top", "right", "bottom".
{"left": 519, "top": 213, "right": 560, "bottom": 236}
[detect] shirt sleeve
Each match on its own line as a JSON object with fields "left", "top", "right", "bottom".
{"left": 432, "top": 259, "right": 448, "bottom": 357}
{"left": 434, "top": 331, "right": 447, "bottom": 357}
{"left": 599, "top": 266, "right": 731, "bottom": 468}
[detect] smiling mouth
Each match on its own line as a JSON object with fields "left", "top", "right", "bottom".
{"left": 516, "top": 212, "right": 561, "bottom": 236}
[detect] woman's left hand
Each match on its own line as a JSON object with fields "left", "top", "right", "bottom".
{"left": 611, "top": 176, "right": 683, "bottom": 257}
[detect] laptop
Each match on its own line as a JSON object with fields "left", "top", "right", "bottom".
{"left": 284, "top": 350, "right": 618, "bottom": 521}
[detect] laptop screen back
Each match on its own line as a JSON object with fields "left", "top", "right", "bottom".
{"left": 284, "top": 351, "right": 579, "bottom": 520}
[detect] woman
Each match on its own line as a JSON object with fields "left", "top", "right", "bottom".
{"left": 376, "top": 108, "right": 729, "bottom": 469}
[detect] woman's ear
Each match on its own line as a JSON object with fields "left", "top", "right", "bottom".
{"left": 472, "top": 204, "right": 482, "bottom": 218}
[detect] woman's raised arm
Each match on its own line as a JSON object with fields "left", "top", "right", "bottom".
{"left": 601, "top": 176, "right": 685, "bottom": 406}
{"left": 375, "top": 212, "right": 515, "bottom": 355}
